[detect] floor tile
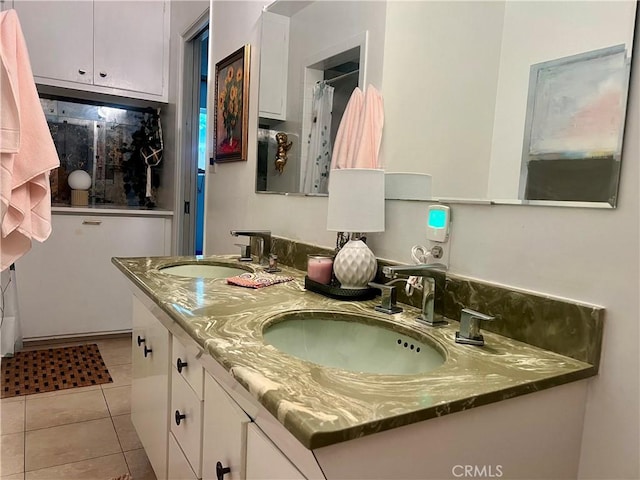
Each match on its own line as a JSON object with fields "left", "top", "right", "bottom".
{"left": 103, "top": 386, "right": 131, "bottom": 416}
{"left": 112, "top": 415, "right": 142, "bottom": 452}
{"left": 0, "top": 433, "right": 24, "bottom": 476}
{"left": 1, "top": 395, "right": 25, "bottom": 404}
{"left": 97, "top": 339, "right": 132, "bottom": 367}
{"left": 24, "top": 384, "right": 101, "bottom": 400}
{"left": 124, "top": 448, "right": 157, "bottom": 480}
{"left": 26, "top": 389, "right": 109, "bottom": 431}
{"left": 20, "top": 340, "right": 87, "bottom": 352}
{"left": 102, "top": 363, "right": 131, "bottom": 390}
{"left": 25, "top": 418, "right": 120, "bottom": 472}
{"left": 1, "top": 473, "right": 25, "bottom": 480}
{"left": 25, "top": 453, "right": 129, "bottom": 480}
{"left": 1, "top": 398, "right": 24, "bottom": 434}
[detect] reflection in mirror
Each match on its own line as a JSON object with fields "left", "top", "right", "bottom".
{"left": 257, "top": 1, "right": 637, "bottom": 207}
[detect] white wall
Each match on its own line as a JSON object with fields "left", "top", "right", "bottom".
{"left": 381, "top": 1, "right": 505, "bottom": 199}
{"left": 206, "top": 1, "right": 639, "bottom": 477}
{"left": 488, "top": 0, "right": 636, "bottom": 200}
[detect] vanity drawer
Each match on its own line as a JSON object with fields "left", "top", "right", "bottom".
{"left": 171, "top": 368, "right": 203, "bottom": 477}
{"left": 169, "top": 432, "right": 199, "bottom": 480}
{"left": 172, "top": 336, "right": 204, "bottom": 400}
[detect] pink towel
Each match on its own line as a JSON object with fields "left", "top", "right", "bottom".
{"left": 0, "top": 10, "right": 60, "bottom": 271}
{"left": 352, "top": 85, "right": 384, "bottom": 169}
{"left": 226, "top": 272, "right": 294, "bottom": 289}
{"left": 330, "top": 87, "right": 363, "bottom": 170}
{"left": 329, "top": 85, "right": 384, "bottom": 170}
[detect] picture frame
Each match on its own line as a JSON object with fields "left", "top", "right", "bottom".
{"left": 213, "top": 44, "right": 251, "bottom": 164}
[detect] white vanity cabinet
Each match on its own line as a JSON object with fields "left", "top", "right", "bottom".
{"left": 202, "top": 372, "right": 250, "bottom": 480}
{"left": 13, "top": 0, "right": 169, "bottom": 102}
{"left": 16, "top": 212, "right": 172, "bottom": 340}
{"left": 258, "top": 12, "right": 289, "bottom": 121}
{"left": 132, "top": 296, "right": 170, "bottom": 480}
{"left": 246, "top": 424, "right": 305, "bottom": 480}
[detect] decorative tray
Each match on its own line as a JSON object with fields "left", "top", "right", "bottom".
{"left": 304, "top": 276, "right": 377, "bottom": 301}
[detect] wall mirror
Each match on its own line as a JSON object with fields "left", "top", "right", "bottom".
{"left": 256, "top": 0, "right": 637, "bottom": 208}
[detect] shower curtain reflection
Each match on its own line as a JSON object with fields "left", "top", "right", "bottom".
{"left": 301, "top": 82, "right": 334, "bottom": 194}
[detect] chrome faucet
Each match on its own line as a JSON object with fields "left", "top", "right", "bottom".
{"left": 230, "top": 230, "right": 271, "bottom": 266}
{"left": 382, "top": 263, "right": 447, "bottom": 326}
{"left": 368, "top": 279, "right": 405, "bottom": 314}
{"left": 455, "top": 308, "right": 495, "bottom": 346}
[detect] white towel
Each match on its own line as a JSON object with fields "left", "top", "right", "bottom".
{"left": 0, "top": 10, "right": 60, "bottom": 271}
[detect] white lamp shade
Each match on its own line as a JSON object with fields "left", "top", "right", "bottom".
{"left": 327, "top": 169, "right": 385, "bottom": 232}
{"left": 67, "top": 170, "right": 92, "bottom": 190}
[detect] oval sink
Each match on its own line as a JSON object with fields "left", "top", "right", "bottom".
{"left": 158, "top": 262, "right": 250, "bottom": 279}
{"left": 262, "top": 312, "right": 445, "bottom": 375}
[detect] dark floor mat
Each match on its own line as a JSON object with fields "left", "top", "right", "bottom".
{"left": 1, "top": 343, "right": 113, "bottom": 398}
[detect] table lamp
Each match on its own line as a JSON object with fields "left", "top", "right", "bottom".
{"left": 327, "top": 168, "right": 385, "bottom": 289}
{"left": 68, "top": 169, "right": 92, "bottom": 206}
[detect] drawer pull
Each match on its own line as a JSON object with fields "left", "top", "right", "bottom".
{"left": 82, "top": 220, "right": 102, "bottom": 226}
{"left": 143, "top": 345, "right": 152, "bottom": 358}
{"left": 137, "top": 335, "right": 145, "bottom": 346}
{"left": 99, "top": 71, "right": 107, "bottom": 78}
{"left": 216, "top": 461, "right": 231, "bottom": 480}
{"left": 78, "top": 69, "right": 86, "bottom": 75}
{"left": 176, "top": 358, "right": 188, "bottom": 373}
{"left": 175, "top": 409, "right": 186, "bottom": 426}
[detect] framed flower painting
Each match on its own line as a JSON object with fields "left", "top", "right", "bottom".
{"left": 213, "top": 44, "right": 250, "bottom": 163}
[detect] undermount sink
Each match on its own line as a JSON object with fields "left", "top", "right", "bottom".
{"left": 158, "top": 262, "right": 250, "bottom": 279}
{"left": 262, "top": 311, "right": 445, "bottom": 375}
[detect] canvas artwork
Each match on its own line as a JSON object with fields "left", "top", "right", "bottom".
{"left": 214, "top": 45, "right": 250, "bottom": 163}
{"left": 521, "top": 45, "right": 630, "bottom": 203}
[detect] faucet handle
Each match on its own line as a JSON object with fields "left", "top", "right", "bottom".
{"left": 455, "top": 308, "right": 495, "bottom": 346}
{"left": 368, "top": 282, "right": 403, "bottom": 314}
{"left": 234, "top": 243, "right": 252, "bottom": 262}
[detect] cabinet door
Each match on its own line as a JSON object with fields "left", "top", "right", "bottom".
{"left": 13, "top": 0, "right": 93, "bottom": 84}
{"left": 246, "top": 424, "right": 306, "bottom": 480}
{"left": 202, "top": 373, "right": 250, "bottom": 480}
{"left": 16, "top": 215, "right": 171, "bottom": 339}
{"left": 168, "top": 433, "right": 199, "bottom": 480}
{"left": 93, "top": 1, "right": 166, "bottom": 96}
{"left": 259, "top": 12, "right": 290, "bottom": 120}
{"left": 131, "top": 296, "right": 170, "bottom": 480}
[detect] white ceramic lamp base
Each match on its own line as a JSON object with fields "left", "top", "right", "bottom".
{"left": 333, "top": 239, "right": 377, "bottom": 289}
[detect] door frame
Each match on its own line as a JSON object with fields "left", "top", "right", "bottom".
{"left": 174, "top": 10, "right": 209, "bottom": 255}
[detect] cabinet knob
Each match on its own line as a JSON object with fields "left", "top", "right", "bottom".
{"left": 216, "top": 461, "right": 231, "bottom": 480}
{"left": 78, "top": 69, "right": 86, "bottom": 75}
{"left": 176, "top": 358, "right": 188, "bottom": 373}
{"left": 175, "top": 409, "right": 186, "bottom": 426}
{"left": 143, "top": 345, "right": 152, "bottom": 358}
{"left": 99, "top": 72, "right": 107, "bottom": 78}
{"left": 137, "top": 335, "right": 145, "bottom": 347}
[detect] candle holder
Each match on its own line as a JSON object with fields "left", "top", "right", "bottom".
{"left": 307, "top": 255, "right": 334, "bottom": 285}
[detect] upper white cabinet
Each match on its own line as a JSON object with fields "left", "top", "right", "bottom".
{"left": 93, "top": 1, "right": 166, "bottom": 96}
{"left": 13, "top": 0, "right": 169, "bottom": 102}
{"left": 259, "top": 12, "right": 289, "bottom": 120}
{"left": 13, "top": 1, "right": 93, "bottom": 85}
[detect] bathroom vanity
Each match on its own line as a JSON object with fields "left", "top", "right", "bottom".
{"left": 113, "top": 255, "right": 598, "bottom": 480}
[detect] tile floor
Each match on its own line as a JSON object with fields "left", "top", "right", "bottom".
{"left": 1, "top": 335, "right": 157, "bottom": 480}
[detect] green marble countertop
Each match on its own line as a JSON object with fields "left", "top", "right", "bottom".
{"left": 112, "top": 255, "right": 595, "bottom": 450}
